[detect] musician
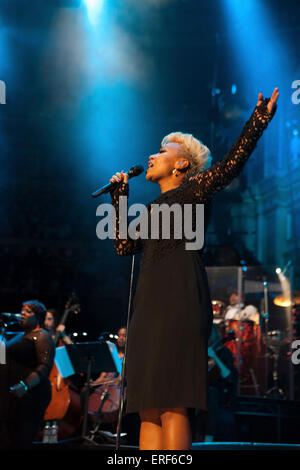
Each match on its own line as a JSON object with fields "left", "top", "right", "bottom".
{"left": 0, "top": 300, "right": 55, "bottom": 449}
{"left": 224, "top": 290, "right": 261, "bottom": 384}
{"left": 80, "top": 327, "right": 127, "bottom": 434}
{"left": 44, "top": 308, "right": 73, "bottom": 345}
{"left": 204, "top": 324, "right": 238, "bottom": 442}
{"left": 91, "top": 326, "right": 126, "bottom": 387}
{"left": 225, "top": 290, "right": 259, "bottom": 325}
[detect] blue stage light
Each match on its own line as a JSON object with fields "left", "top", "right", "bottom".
{"left": 83, "top": 0, "right": 104, "bottom": 25}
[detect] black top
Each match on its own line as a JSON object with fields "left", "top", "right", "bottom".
{"left": 0, "top": 329, "right": 55, "bottom": 419}
{"left": 110, "top": 99, "right": 276, "bottom": 414}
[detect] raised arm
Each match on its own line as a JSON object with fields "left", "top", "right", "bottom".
{"left": 188, "top": 89, "right": 279, "bottom": 198}
{"left": 110, "top": 173, "right": 143, "bottom": 256}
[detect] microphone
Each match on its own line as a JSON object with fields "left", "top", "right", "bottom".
{"left": 91, "top": 165, "right": 144, "bottom": 198}
{"left": 1, "top": 312, "right": 21, "bottom": 320}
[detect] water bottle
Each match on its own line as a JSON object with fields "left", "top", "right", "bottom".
{"left": 42, "top": 421, "right": 51, "bottom": 443}
{"left": 48, "top": 421, "right": 58, "bottom": 444}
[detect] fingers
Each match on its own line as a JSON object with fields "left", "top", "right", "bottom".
{"left": 270, "top": 87, "right": 279, "bottom": 104}
{"left": 256, "top": 92, "right": 264, "bottom": 107}
{"left": 109, "top": 171, "right": 128, "bottom": 184}
{"left": 256, "top": 88, "right": 279, "bottom": 114}
{"left": 257, "top": 88, "right": 279, "bottom": 104}
{"left": 267, "top": 87, "right": 279, "bottom": 114}
{"left": 109, "top": 172, "right": 122, "bottom": 183}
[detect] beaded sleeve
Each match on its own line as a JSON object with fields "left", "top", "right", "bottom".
{"left": 111, "top": 182, "right": 144, "bottom": 256}
{"left": 188, "top": 98, "right": 276, "bottom": 198}
{"left": 25, "top": 330, "right": 55, "bottom": 389}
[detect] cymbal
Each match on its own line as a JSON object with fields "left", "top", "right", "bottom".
{"left": 212, "top": 300, "right": 225, "bottom": 306}
{"left": 273, "top": 291, "right": 300, "bottom": 307}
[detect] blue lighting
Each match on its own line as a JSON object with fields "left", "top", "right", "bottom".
{"left": 222, "top": 0, "right": 286, "bottom": 96}
{"left": 83, "top": 0, "right": 104, "bottom": 26}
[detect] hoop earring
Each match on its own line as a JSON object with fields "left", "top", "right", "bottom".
{"left": 172, "top": 168, "right": 179, "bottom": 177}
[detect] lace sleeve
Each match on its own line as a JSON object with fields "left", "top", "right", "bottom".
{"left": 188, "top": 98, "right": 277, "bottom": 198}
{"left": 110, "top": 182, "right": 143, "bottom": 256}
{"left": 25, "top": 331, "right": 55, "bottom": 389}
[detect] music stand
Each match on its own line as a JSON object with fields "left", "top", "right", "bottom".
{"left": 55, "top": 341, "right": 117, "bottom": 445}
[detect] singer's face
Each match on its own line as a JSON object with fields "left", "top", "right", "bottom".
{"left": 21, "top": 304, "right": 38, "bottom": 330}
{"left": 146, "top": 143, "right": 184, "bottom": 182}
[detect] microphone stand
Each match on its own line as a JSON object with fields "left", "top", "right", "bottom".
{"left": 115, "top": 253, "right": 136, "bottom": 451}
{"left": 262, "top": 278, "right": 269, "bottom": 395}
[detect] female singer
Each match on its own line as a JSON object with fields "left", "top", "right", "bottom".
{"left": 109, "top": 89, "right": 279, "bottom": 450}
{"left": 0, "top": 300, "right": 55, "bottom": 449}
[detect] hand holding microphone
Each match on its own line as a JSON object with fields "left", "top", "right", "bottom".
{"left": 91, "top": 165, "right": 144, "bottom": 198}
{"left": 110, "top": 170, "right": 129, "bottom": 184}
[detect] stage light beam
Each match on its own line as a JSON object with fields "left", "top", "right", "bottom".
{"left": 83, "top": 0, "right": 104, "bottom": 25}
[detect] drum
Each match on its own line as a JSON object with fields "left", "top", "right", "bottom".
{"left": 212, "top": 300, "right": 226, "bottom": 337}
{"left": 212, "top": 300, "right": 225, "bottom": 321}
{"left": 225, "top": 320, "right": 259, "bottom": 371}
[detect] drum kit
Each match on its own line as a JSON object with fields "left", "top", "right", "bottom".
{"left": 212, "top": 291, "right": 300, "bottom": 397}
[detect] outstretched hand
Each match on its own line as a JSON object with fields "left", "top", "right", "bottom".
{"left": 256, "top": 87, "right": 279, "bottom": 114}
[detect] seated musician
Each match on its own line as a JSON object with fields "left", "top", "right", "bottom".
{"left": 224, "top": 290, "right": 261, "bottom": 388}
{"left": 225, "top": 290, "right": 259, "bottom": 325}
{"left": 80, "top": 327, "right": 126, "bottom": 434}
{"left": 0, "top": 300, "right": 55, "bottom": 449}
{"left": 91, "top": 326, "right": 126, "bottom": 387}
{"left": 44, "top": 308, "right": 73, "bottom": 345}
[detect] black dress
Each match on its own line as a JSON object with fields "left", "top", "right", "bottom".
{"left": 0, "top": 329, "right": 55, "bottom": 448}
{"left": 111, "top": 99, "right": 276, "bottom": 415}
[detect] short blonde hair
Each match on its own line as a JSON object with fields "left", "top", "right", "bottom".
{"left": 161, "top": 132, "right": 212, "bottom": 176}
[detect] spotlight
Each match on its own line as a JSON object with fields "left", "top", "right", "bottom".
{"left": 83, "top": 0, "right": 104, "bottom": 25}
{"left": 231, "top": 84, "right": 237, "bottom": 95}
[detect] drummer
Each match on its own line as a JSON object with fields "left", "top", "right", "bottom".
{"left": 225, "top": 291, "right": 259, "bottom": 325}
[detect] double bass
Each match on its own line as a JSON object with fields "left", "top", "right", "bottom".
{"left": 88, "top": 374, "right": 122, "bottom": 424}
{"left": 44, "top": 293, "right": 82, "bottom": 438}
